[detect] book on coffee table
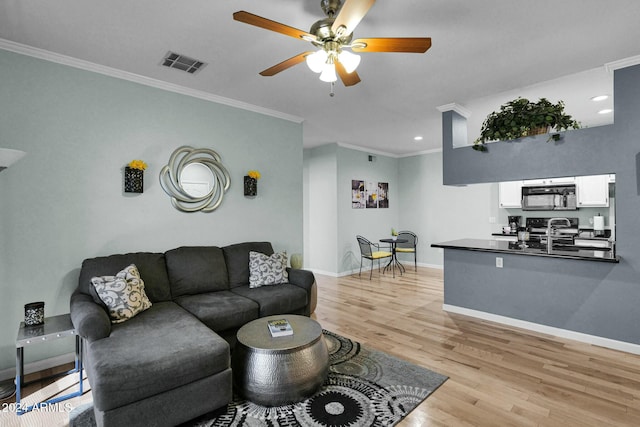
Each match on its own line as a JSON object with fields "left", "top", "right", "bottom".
{"left": 267, "top": 318, "right": 293, "bottom": 337}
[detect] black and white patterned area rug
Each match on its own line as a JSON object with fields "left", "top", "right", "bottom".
{"left": 70, "top": 330, "right": 447, "bottom": 427}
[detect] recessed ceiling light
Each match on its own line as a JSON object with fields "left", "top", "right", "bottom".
{"left": 591, "top": 95, "right": 609, "bottom": 102}
{"left": 598, "top": 108, "right": 613, "bottom": 114}
{"left": 414, "top": 136, "right": 423, "bottom": 141}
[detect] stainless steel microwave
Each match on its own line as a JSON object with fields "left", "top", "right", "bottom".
{"left": 521, "top": 185, "right": 577, "bottom": 211}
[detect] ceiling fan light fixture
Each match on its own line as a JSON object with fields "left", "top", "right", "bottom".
{"left": 233, "top": 1, "right": 432, "bottom": 88}
{"left": 338, "top": 50, "right": 360, "bottom": 73}
{"left": 319, "top": 62, "right": 337, "bottom": 82}
{"left": 306, "top": 50, "right": 328, "bottom": 73}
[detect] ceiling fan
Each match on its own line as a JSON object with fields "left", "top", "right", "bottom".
{"left": 233, "top": 0, "right": 431, "bottom": 87}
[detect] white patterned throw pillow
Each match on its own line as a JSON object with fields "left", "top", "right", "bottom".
{"left": 249, "top": 251, "right": 289, "bottom": 288}
{"left": 91, "top": 264, "right": 152, "bottom": 323}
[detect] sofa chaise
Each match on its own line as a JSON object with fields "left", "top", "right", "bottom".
{"left": 70, "top": 241, "right": 316, "bottom": 427}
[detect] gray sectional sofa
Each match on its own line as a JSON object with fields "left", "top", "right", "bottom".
{"left": 70, "top": 242, "right": 317, "bottom": 427}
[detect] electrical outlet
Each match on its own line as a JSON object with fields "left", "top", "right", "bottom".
{"left": 496, "top": 257, "right": 503, "bottom": 268}
{"left": 489, "top": 216, "right": 496, "bottom": 224}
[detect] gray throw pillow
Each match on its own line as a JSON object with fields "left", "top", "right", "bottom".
{"left": 249, "top": 251, "right": 288, "bottom": 288}
{"left": 91, "top": 264, "right": 152, "bottom": 323}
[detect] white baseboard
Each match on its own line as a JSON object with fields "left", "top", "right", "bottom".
{"left": 308, "top": 267, "right": 370, "bottom": 277}
{"left": 307, "top": 268, "right": 341, "bottom": 277}
{"left": 443, "top": 304, "right": 640, "bottom": 355}
{"left": 0, "top": 352, "right": 75, "bottom": 382}
{"left": 309, "top": 262, "right": 443, "bottom": 278}
{"left": 417, "top": 262, "right": 443, "bottom": 270}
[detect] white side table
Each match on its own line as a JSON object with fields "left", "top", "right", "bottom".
{"left": 15, "top": 313, "right": 84, "bottom": 415}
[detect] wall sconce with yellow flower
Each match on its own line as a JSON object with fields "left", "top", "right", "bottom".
{"left": 125, "top": 159, "right": 147, "bottom": 193}
{"left": 244, "top": 170, "right": 260, "bottom": 197}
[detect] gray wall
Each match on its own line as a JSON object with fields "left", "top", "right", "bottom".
{"left": 443, "top": 250, "right": 621, "bottom": 336}
{"left": 303, "top": 144, "right": 496, "bottom": 274}
{"left": 304, "top": 144, "right": 400, "bottom": 275}
{"left": 336, "top": 146, "right": 399, "bottom": 274}
{"left": 440, "top": 64, "right": 640, "bottom": 345}
{"left": 304, "top": 144, "right": 339, "bottom": 274}
{"left": 398, "top": 153, "right": 494, "bottom": 267}
{"left": 0, "top": 49, "right": 304, "bottom": 371}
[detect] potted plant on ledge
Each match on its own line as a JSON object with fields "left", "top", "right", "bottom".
{"left": 473, "top": 97, "right": 580, "bottom": 152}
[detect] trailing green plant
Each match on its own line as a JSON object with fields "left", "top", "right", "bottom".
{"left": 473, "top": 97, "right": 580, "bottom": 151}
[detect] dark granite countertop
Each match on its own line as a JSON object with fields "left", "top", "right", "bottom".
{"left": 490, "top": 232, "right": 612, "bottom": 241}
{"left": 432, "top": 239, "right": 619, "bottom": 263}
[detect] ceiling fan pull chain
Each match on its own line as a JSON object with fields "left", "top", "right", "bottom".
{"left": 330, "top": 81, "right": 335, "bottom": 97}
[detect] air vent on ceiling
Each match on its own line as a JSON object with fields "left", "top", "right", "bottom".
{"left": 161, "top": 51, "right": 207, "bottom": 74}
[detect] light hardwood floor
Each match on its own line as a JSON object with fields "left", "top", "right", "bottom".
{"left": 313, "top": 266, "right": 640, "bottom": 426}
{"left": 2, "top": 265, "right": 640, "bottom": 426}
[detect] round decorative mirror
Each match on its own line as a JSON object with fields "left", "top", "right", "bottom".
{"left": 180, "top": 162, "right": 216, "bottom": 197}
{"left": 159, "top": 146, "right": 231, "bottom": 212}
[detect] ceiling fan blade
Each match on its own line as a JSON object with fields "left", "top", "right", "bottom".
{"left": 336, "top": 61, "right": 361, "bottom": 86}
{"left": 331, "top": 0, "right": 376, "bottom": 37}
{"left": 351, "top": 37, "right": 432, "bottom": 53}
{"left": 259, "top": 52, "right": 314, "bottom": 76}
{"left": 233, "top": 11, "right": 316, "bottom": 42}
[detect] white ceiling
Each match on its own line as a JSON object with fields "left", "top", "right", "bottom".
{"left": 1, "top": 0, "right": 639, "bottom": 155}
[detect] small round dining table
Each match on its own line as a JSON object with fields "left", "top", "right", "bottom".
{"left": 379, "top": 238, "right": 408, "bottom": 278}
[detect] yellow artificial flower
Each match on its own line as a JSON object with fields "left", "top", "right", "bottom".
{"left": 247, "top": 170, "right": 261, "bottom": 180}
{"left": 128, "top": 160, "right": 147, "bottom": 171}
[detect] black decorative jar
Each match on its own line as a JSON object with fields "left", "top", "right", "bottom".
{"left": 24, "top": 301, "right": 45, "bottom": 326}
{"left": 124, "top": 167, "right": 144, "bottom": 193}
{"left": 244, "top": 176, "right": 257, "bottom": 196}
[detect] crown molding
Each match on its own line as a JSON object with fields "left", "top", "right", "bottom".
{"left": 0, "top": 38, "right": 304, "bottom": 124}
{"left": 336, "top": 142, "right": 401, "bottom": 158}
{"left": 331, "top": 142, "right": 442, "bottom": 159}
{"left": 399, "top": 147, "right": 443, "bottom": 158}
{"left": 605, "top": 55, "right": 640, "bottom": 73}
{"left": 436, "top": 103, "right": 471, "bottom": 118}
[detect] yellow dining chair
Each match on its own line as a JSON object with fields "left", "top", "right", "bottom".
{"left": 356, "top": 235, "right": 392, "bottom": 280}
{"left": 396, "top": 231, "right": 418, "bottom": 270}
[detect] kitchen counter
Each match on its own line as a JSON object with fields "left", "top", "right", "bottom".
{"left": 432, "top": 238, "right": 619, "bottom": 263}
{"left": 491, "top": 232, "right": 611, "bottom": 242}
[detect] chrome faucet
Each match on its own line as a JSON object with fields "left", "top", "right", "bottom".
{"left": 547, "top": 218, "right": 571, "bottom": 253}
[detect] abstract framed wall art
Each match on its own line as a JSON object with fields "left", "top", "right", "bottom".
{"left": 365, "top": 181, "right": 378, "bottom": 208}
{"left": 378, "top": 182, "right": 389, "bottom": 208}
{"left": 352, "top": 180, "right": 365, "bottom": 208}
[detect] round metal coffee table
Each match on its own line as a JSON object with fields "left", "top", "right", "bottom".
{"left": 232, "top": 314, "right": 329, "bottom": 406}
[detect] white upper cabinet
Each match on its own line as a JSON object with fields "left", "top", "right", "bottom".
{"left": 499, "top": 175, "right": 611, "bottom": 209}
{"left": 523, "top": 176, "right": 575, "bottom": 186}
{"left": 576, "top": 174, "right": 609, "bottom": 207}
{"left": 499, "top": 181, "right": 523, "bottom": 208}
